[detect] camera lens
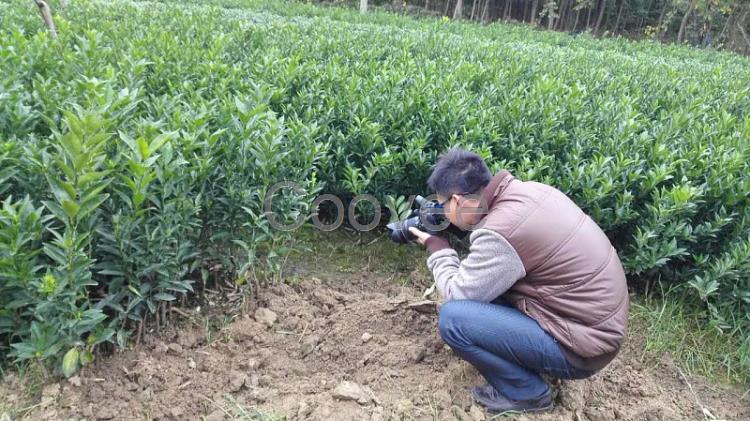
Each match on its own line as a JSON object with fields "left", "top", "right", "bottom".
{"left": 386, "top": 217, "right": 419, "bottom": 244}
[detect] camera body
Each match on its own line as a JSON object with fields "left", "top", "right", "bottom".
{"left": 386, "top": 195, "right": 449, "bottom": 244}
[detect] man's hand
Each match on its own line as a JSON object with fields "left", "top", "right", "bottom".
{"left": 409, "top": 226, "right": 433, "bottom": 246}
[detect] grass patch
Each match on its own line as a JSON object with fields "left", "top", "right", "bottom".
{"left": 631, "top": 291, "right": 750, "bottom": 387}
{"left": 286, "top": 226, "right": 432, "bottom": 281}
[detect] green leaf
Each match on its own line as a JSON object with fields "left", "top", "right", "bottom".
{"left": 61, "top": 200, "right": 80, "bottom": 220}
{"left": 62, "top": 348, "right": 80, "bottom": 378}
{"left": 79, "top": 349, "right": 94, "bottom": 366}
{"left": 153, "top": 292, "right": 176, "bottom": 302}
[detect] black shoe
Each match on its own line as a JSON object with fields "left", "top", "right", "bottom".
{"left": 470, "top": 384, "right": 553, "bottom": 414}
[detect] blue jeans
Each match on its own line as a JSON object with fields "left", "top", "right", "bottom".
{"left": 438, "top": 298, "right": 596, "bottom": 401}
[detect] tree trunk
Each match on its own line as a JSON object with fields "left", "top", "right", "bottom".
{"left": 360, "top": 0, "right": 367, "bottom": 14}
{"left": 717, "top": 7, "right": 734, "bottom": 43}
{"left": 614, "top": 0, "right": 625, "bottom": 33}
{"left": 470, "top": 0, "right": 477, "bottom": 20}
{"left": 736, "top": 11, "right": 750, "bottom": 51}
{"left": 531, "top": 0, "right": 539, "bottom": 25}
{"left": 656, "top": 1, "right": 670, "bottom": 39}
{"left": 677, "top": 0, "right": 698, "bottom": 43}
{"left": 557, "top": 0, "right": 569, "bottom": 31}
{"left": 33, "top": 0, "right": 57, "bottom": 39}
{"left": 525, "top": 0, "right": 531, "bottom": 23}
{"left": 454, "top": 0, "right": 464, "bottom": 19}
{"left": 504, "top": 0, "right": 511, "bottom": 21}
{"left": 425, "top": 0, "right": 431, "bottom": 11}
{"left": 595, "top": 0, "right": 607, "bottom": 34}
{"left": 445, "top": 0, "right": 452, "bottom": 16}
{"left": 573, "top": 8, "right": 581, "bottom": 31}
{"left": 586, "top": 3, "right": 593, "bottom": 28}
{"left": 481, "top": 0, "right": 490, "bottom": 22}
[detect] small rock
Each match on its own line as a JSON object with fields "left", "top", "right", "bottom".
{"left": 254, "top": 308, "right": 278, "bottom": 327}
{"left": 204, "top": 410, "right": 226, "bottom": 421}
{"left": 297, "top": 401, "right": 313, "bottom": 418}
{"left": 247, "top": 358, "right": 264, "bottom": 370}
{"left": 302, "top": 334, "right": 322, "bottom": 355}
{"left": 249, "top": 387, "right": 276, "bottom": 403}
{"left": 258, "top": 375, "right": 272, "bottom": 387}
{"left": 361, "top": 332, "right": 372, "bottom": 343}
{"left": 410, "top": 347, "right": 426, "bottom": 363}
{"left": 167, "top": 343, "right": 183, "bottom": 355}
{"left": 407, "top": 300, "right": 437, "bottom": 314}
{"left": 68, "top": 376, "right": 82, "bottom": 387}
{"left": 468, "top": 404, "right": 485, "bottom": 421}
{"left": 170, "top": 407, "right": 184, "bottom": 418}
{"left": 188, "top": 358, "right": 197, "bottom": 369}
{"left": 451, "top": 405, "right": 473, "bottom": 421}
{"left": 332, "top": 381, "right": 373, "bottom": 405}
{"left": 229, "top": 372, "right": 247, "bottom": 392}
{"left": 247, "top": 374, "right": 259, "bottom": 387}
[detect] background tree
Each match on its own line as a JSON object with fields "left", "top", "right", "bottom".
{"left": 33, "top": 0, "right": 57, "bottom": 38}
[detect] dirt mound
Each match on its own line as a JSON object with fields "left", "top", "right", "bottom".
{"left": 2, "top": 275, "right": 748, "bottom": 420}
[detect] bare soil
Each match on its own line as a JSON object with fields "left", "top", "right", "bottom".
{"left": 2, "top": 270, "right": 748, "bottom": 420}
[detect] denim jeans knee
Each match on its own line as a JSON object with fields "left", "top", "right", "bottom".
{"left": 437, "top": 300, "right": 467, "bottom": 348}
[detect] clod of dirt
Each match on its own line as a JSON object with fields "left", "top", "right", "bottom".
{"left": 167, "top": 343, "right": 183, "bottom": 355}
{"left": 388, "top": 295, "right": 409, "bottom": 305}
{"left": 254, "top": 308, "right": 278, "bottom": 327}
{"left": 239, "top": 357, "right": 264, "bottom": 371}
{"left": 297, "top": 400, "right": 313, "bottom": 418}
{"left": 407, "top": 300, "right": 438, "bottom": 314}
{"left": 410, "top": 346, "right": 427, "bottom": 363}
{"left": 41, "top": 383, "right": 60, "bottom": 406}
{"left": 187, "top": 358, "right": 197, "bottom": 369}
{"left": 332, "top": 381, "right": 373, "bottom": 404}
{"left": 68, "top": 376, "right": 82, "bottom": 387}
{"left": 302, "top": 334, "right": 323, "bottom": 356}
{"left": 229, "top": 371, "right": 247, "bottom": 392}
{"left": 361, "top": 332, "right": 372, "bottom": 343}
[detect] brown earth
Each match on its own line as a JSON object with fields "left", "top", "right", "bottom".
{"left": 2, "top": 272, "right": 748, "bottom": 420}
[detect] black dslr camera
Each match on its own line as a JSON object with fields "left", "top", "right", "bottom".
{"left": 386, "top": 195, "right": 449, "bottom": 244}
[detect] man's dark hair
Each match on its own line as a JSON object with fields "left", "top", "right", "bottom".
{"left": 427, "top": 148, "right": 492, "bottom": 196}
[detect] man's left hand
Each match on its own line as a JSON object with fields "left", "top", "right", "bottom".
{"left": 409, "top": 226, "right": 432, "bottom": 246}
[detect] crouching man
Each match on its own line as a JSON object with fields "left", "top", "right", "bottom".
{"left": 409, "top": 149, "right": 629, "bottom": 413}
